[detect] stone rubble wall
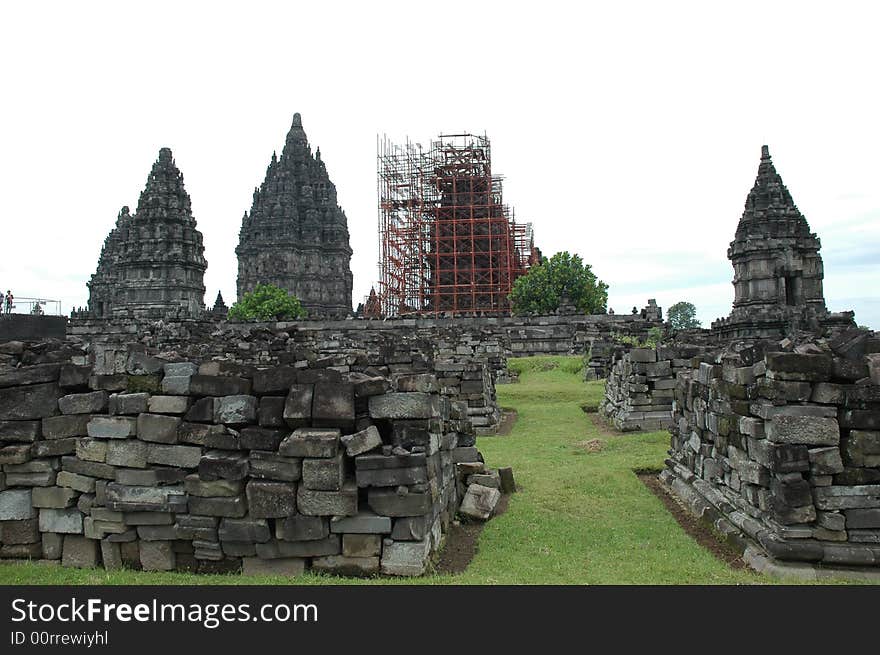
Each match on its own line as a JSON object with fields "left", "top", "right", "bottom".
{"left": 0, "top": 347, "right": 506, "bottom": 577}
{"left": 661, "top": 329, "right": 880, "bottom": 570}
{"left": 599, "top": 345, "right": 712, "bottom": 431}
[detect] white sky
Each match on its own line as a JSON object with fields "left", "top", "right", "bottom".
{"left": 1, "top": 1, "right": 878, "bottom": 328}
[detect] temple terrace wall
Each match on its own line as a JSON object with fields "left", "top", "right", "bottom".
{"left": 0, "top": 344, "right": 511, "bottom": 576}
{"left": 661, "top": 330, "right": 880, "bottom": 577}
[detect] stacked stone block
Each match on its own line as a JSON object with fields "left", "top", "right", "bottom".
{"left": 662, "top": 329, "right": 880, "bottom": 571}
{"left": 600, "top": 346, "right": 708, "bottom": 431}
{"left": 0, "top": 352, "right": 500, "bottom": 577}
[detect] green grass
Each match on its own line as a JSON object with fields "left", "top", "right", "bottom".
{"left": 0, "top": 356, "right": 778, "bottom": 585}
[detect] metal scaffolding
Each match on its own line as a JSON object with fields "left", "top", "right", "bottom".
{"left": 377, "top": 132, "right": 534, "bottom": 316}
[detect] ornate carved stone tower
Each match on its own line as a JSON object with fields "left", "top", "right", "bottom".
{"left": 235, "top": 113, "right": 353, "bottom": 318}
{"left": 87, "top": 148, "right": 208, "bottom": 319}
{"left": 713, "top": 145, "right": 853, "bottom": 337}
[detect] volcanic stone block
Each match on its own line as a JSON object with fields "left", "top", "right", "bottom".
{"left": 280, "top": 428, "right": 340, "bottom": 458}
{"left": 137, "top": 413, "right": 181, "bottom": 444}
{"left": 845, "top": 509, "right": 880, "bottom": 529}
{"left": 0, "top": 420, "right": 40, "bottom": 442}
{"left": 0, "top": 490, "right": 35, "bottom": 520}
{"left": 341, "top": 425, "right": 383, "bottom": 457}
{"left": 76, "top": 438, "right": 107, "bottom": 463}
{"left": 380, "top": 539, "right": 431, "bottom": 576}
{"left": 62, "top": 535, "right": 99, "bottom": 568}
{"left": 0, "top": 363, "right": 61, "bottom": 388}
{"left": 765, "top": 353, "right": 832, "bottom": 381}
{"left": 297, "top": 484, "right": 358, "bottom": 516}
{"left": 116, "top": 468, "right": 185, "bottom": 486}
{"left": 0, "top": 518, "right": 39, "bottom": 544}
{"left": 253, "top": 366, "right": 298, "bottom": 395}
{"left": 219, "top": 517, "right": 271, "bottom": 543}
{"left": 390, "top": 516, "right": 428, "bottom": 541}
{"left": 59, "top": 364, "right": 92, "bottom": 390}
{"left": 56, "top": 471, "right": 96, "bottom": 493}
{"left": 61, "top": 456, "right": 115, "bottom": 480}
{"left": 330, "top": 512, "right": 392, "bottom": 535}
{"left": 59, "top": 391, "right": 108, "bottom": 415}
{"left": 840, "top": 410, "right": 880, "bottom": 430}
{"left": 283, "top": 385, "right": 314, "bottom": 428}
{"left": 87, "top": 416, "right": 137, "bottom": 439}
{"left": 100, "top": 540, "right": 123, "bottom": 570}
{"left": 0, "top": 444, "right": 32, "bottom": 465}
{"left": 106, "top": 440, "right": 148, "bottom": 468}
{"left": 215, "top": 395, "right": 257, "bottom": 425}
{"left": 161, "top": 376, "right": 191, "bottom": 395}
{"left": 239, "top": 427, "right": 286, "bottom": 451}
{"left": 146, "top": 444, "right": 201, "bottom": 468}
{"left": 255, "top": 536, "right": 341, "bottom": 559}
{"left": 164, "top": 362, "right": 198, "bottom": 378}
{"left": 311, "top": 555, "right": 379, "bottom": 577}
{"left": 343, "top": 533, "right": 381, "bottom": 558}
{"left": 311, "top": 382, "right": 355, "bottom": 430}
{"left": 843, "top": 430, "right": 880, "bottom": 467}
{"left": 367, "top": 489, "right": 431, "bottom": 517}
{"left": 42, "top": 532, "right": 63, "bottom": 559}
{"left": 813, "top": 485, "right": 880, "bottom": 510}
{"left": 242, "top": 557, "right": 306, "bottom": 577}
{"left": 177, "top": 422, "right": 225, "bottom": 447}
{"left": 747, "top": 439, "right": 809, "bottom": 473}
{"left": 32, "top": 486, "right": 78, "bottom": 509}
{"left": 353, "top": 376, "right": 391, "bottom": 398}
{"left": 246, "top": 481, "right": 297, "bottom": 518}
{"left": 369, "top": 393, "right": 439, "bottom": 420}
{"left": 184, "top": 474, "right": 243, "bottom": 497}
{"left": 468, "top": 471, "right": 501, "bottom": 489}
{"left": 109, "top": 392, "right": 150, "bottom": 415}
{"left": 303, "top": 454, "right": 345, "bottom": 491}
{"left": 199, "top": 451, "right": 249, "bottom": 481}
{"left": 183, "top": 397, "right": 217, "bottom": 423}
{"left": 498, "top": 467, "right": 516, "bottom": 493}
{"left": 459, "top": 484, "right": 501, "bottom": 520}
{"left": 258, "top": 396, "right": 285, "bottom": 428}
{"left": 766, "top": 416, "right": 839, "bottom": 446}
{"left": 140, "top": 540, "right": 175, "bottom": 571}
{"left": 147, "top": 396, "right": 191, "bottom": 415}
{"left": 188, "top": 495, "right": 247, "bottom": 517}
{"left": 277, "top": 514, "right": 329, "bottom": 542}
{"left": 248, "top": 451, "right": 302, "bottom": 482}
{"left": 808, "top": 447, "right": 845, "bottom": 475}
{"left": 105, "top": 483, "right": 187, "bottom": 513}
{"left": 39, "top": 508, "right": 84, "bottom": 534}
{"left": 42, "top": 416, "right": 91, "bottom": 441}
{"left": 190, "top": 375, "right": 252, "bottom": 397}
{"left": 0, "top": 383, "right": 61, "bottom": 420}
{"left": 451, "top": 446, "right": 480, "bottom": 463}
{"left": 356, "top": 466, "right": 427, "bottom": 488}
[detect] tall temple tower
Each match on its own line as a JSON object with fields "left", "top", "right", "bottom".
{"left": 713, "top": 145, "right": 853, "bottom": 337}
{"left": 87, "top": 148, "right": 208, "bottom": 319}
{"left": 235, "top": 113, "right": 353, "bottom": 318}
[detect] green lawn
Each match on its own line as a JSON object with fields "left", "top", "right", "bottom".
{"left": 0, "top": 356, "right": 762, "bottom": 585}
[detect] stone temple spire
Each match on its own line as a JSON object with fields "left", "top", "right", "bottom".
{"left": 87, "top": 148, "right": 208, "bottom": 319}
{"left": 235, "top": 112, "right": 353, "bottom": 318}
{"left": 713, "top": 145, "right": 853, "bottom": 338}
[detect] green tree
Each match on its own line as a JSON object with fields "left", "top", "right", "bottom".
{"left": 509, "top": 251, "right": 608, "bottom": 315}
{"left": 667, "top": 301, "right": 701, "bottom": 330}
{"left": 228, "top": 284, "right": 307, "bottom": 321}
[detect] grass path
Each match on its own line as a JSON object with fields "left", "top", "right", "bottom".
{"left": 0, "top": 356, "right": 761, "bottom": 585}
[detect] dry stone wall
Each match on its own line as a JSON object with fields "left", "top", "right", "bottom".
{"left": 0, "top": 345, "right": 506, "bottom": 577}
{"left": 662, "top": 329, "right": 880, "bottom": 573}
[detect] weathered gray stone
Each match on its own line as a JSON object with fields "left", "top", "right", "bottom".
{"left": 0, "top": 382, "right": 62, "bottom": 420}
{"left": 255, "top": 536, "right": 341, "bottom": 559}
{"left": 766, "top": 416, "right": 839, "bottom": 446}
{"left": 845, "top": 508, "right": 880, "bottom": 529}
{"left": 146, "top": 444, "right": 201, "bottom": 468}
{"left": 161, "top": 376, "right": 191, "bottom": 395}
{"left": 59, "top": 364, "right": 92, "bottom": 390}
{"left": 390, "top": 516, "right": 429, "bottom": 541}
{"left": 187, "top": 495, "right": 247, "bottom": 517}
{"left": 277, "top": 514, "right": 328, "bottom": 541}
{"left": 340, "top": 425, "right": 383, "bottom": 457}
{"left": 76, "top": 438, "right": 107, "bottom": 463}
{"left": 41, "top": 532, "right": 63, "bottom": 559}
{"left": 283, "top": 385, "right": 314, "bottom": 428}
{"left": 257, "top": 396, "right": 285, "bottom": 428}
{"left": 62, "top": 535, "right": 99, "bottom": 568}
{"left": 280, "top": 428, "right": 340, "bottom": 458}
{"left": 137, "top": 413, "right": 181, "bottom": 444}
{"left": 369, "top": 393, "right": 439, "bottom": 420}
{"left": 219, "top": 517, "right": 271, "bottom": 543}
{"left": 164, "top": 362, "right": 198, "bottom": 378}
{"left": 59, "top": 391, "right": 108, "bottom": 415}
{"left": 498, "top": 466, "right": 516, "bottom": 493}
{"left": 0, "top": 518, "right": 39, "bottom": 544}
{"left": 808, "top": 447, "right": 845, "bottom": 475}
{"left": 303, "top": 454, "right": 345, "bottom": 491}
{"left": 246, "top": 481, "right": 297, "bottom": 518}
{"left": 0, "top": 420, "right": 40, "bottom": 443}
{"left": 0, "top": 363, "right": 61, "bottom": 389}
{"left": 116, "top": 468, "right": 185, "bottom": 486}
{"left": 367, "top": 489, "right": 431, "bottom": 517}
{"left": 342, "top": 533, "right": 381, "bottom": 558}
{"left": 813, "top": 485, "right": 880, "bottom": 510}
{"left": 184, "top": 474, "right": 243, "bottom": 497}
{"left": 56, "top": 471, "right": 96, "bottom": 493}
{"left": 100, "top": 540, "right": 123, "bottom": 570}
{"left": 87, "top": 416, "right": 137, "bottom": 439}
{"left": 189, "top": 375, "right": 252, "bottom": 397}
{"left": 140, "top": 540, "right": 175, "bottom": 571}
{"left": 147, "top": 395, "right": 191, "bottom": 415}
{"left": 199, "top": 451, "right": 248, "bottom": 480}
{"left": 844, "top": 430, "right": 880, "bottom": 467}
{"left": 242, "top": 557, "right": 306, "bottom": 577}
{"left": 239, "top": 426, "right": 285, "bottom": 451}
{"left": 32, "top": 486, "right": 78, "bottom": 509}
{"left": 215, "top": 395, "right": 257, "bottom": 425}
{"left": 106, "top": 440, "right": 149, "bottom": 468}
{"left": 330, "top": 512, "right": 392, "bottom": 535}
{"left": 297, "top": 484, "right": 358, "bottom": 516}
{"left": 105, "top": 483, "right": 187, "bottom": 513}
{"left": 39, "top": 508, "right": 84, "bottom": 534}
{"left": 252, "top": 366, "right": 298, "bottom": 395}
{"left": 0, "top": 489, "right": 35, "bottom": 520}
{"left": 380, "top": 539, "right": 431, "bottom": 576}
{"left": 356, "top": 466, "right": 427, "bottom": 488}
{"left": 248, "top": 451, "right": 302, "bottom": 482}
{"left": 312, "top": 382, "right": 355, "bottom": 430}
{"left": 0, "top": 444, "right": 32, "bottom": 465}
{"left": 61, "top": 456, "right": 115, "bottom": 480}
{"left": 459, "top": 483, "right": 501, "bottom": 520}
{"left": 311, "top": 554, "right": 379, "bottom": 577}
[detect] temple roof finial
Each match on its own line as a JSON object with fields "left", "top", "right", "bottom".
{"left": 292, "top": 112, "right": 302, "bottom": 127}
{"left": 761, "top": 144, "right": 770, "bottom": 160}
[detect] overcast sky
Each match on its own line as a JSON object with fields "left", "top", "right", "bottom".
{"left": 1, "top": 1, "right": 877, "bottom": 328}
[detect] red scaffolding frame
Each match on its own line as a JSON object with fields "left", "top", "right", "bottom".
{"left": 377, "top": 133, "right": 534, "bottom": 316}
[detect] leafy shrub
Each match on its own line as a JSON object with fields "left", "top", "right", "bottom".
{"left": 509, "top": 251, "right": 608, "bottom": 315}
{"left": 228, "top": 284, "right": 307, "bottom": 321}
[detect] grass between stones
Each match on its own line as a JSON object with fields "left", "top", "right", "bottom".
{"left": 0, "top": 355, "right": 838, "bottom": 585}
